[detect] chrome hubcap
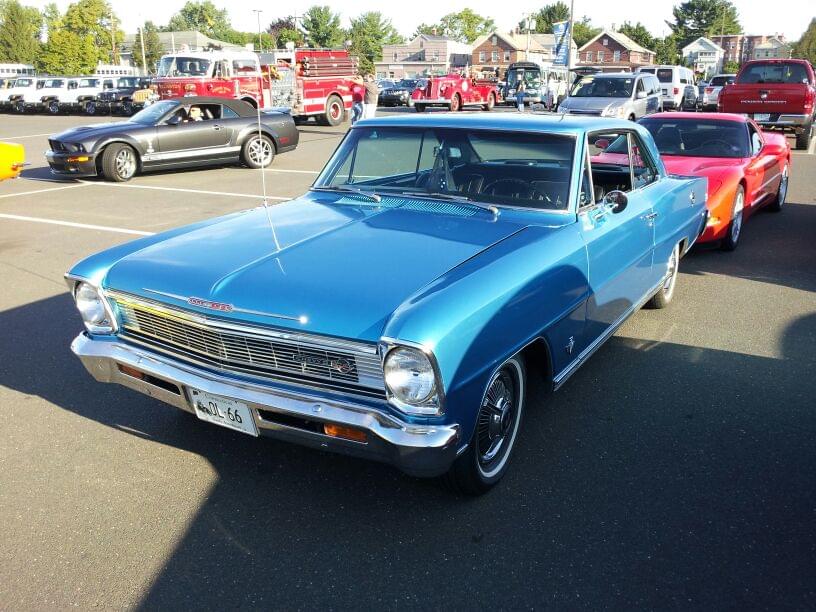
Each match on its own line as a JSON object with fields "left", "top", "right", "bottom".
{"left": 330, "top": 103, "right": 341, "bottom": 119}
{"left": 248, "top": 137, "right": 272, "bottom": 166}
{"left": 115, "top": 148, "right": 136, "bottom": 178}
{"left": 731, "top": 192, "right": 744, "bottom": 242}
{"left": 663, "top": 247, "right": 678, "bottom": 296}
{"left": 778, "top": 166, "right": 788, "bottom": 205}
{"left": 477, "top": 370, "right": 516, "bottom": 467}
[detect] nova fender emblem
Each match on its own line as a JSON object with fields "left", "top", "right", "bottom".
{"left": 187, "top": 297, "right": 233, "bottom": 312}
{"left": 566, "top": 336, "right": 575, "bottom": 355}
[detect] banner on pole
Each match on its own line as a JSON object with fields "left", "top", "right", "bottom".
{"left": 553, "top": 21, "right": 570, "bottom": 66}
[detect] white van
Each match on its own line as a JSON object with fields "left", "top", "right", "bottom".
{"left": 637, "top": 65, "right": 697, "bottom": 110}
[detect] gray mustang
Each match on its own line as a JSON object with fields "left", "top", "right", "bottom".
{"left": 46, "top": 96, "right": 299, "bottom": 182}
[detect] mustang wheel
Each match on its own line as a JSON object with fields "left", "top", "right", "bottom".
{"left": 242, "top": 134, "right": 275, "bottom": 169}
{"left": 101, "top": 143, "right": 138, "bottom": 182}
{"left": 721, "top": 185, "right": 745, "bottom": 251}
{"left": 445, "top": 355, "right": 526, "bottom": 495}
{"left": 768, "top": 164, "right": 788, "bottom": 212}
{"left": 647, "top": 242, "right": 680, "bottom": 308}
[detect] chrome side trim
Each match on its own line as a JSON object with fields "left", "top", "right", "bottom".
{"left": 552, "top": 275, "right": 667, "bottom": 390}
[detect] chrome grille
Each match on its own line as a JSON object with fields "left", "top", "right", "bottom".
{"left": 108, "top": 292, "right": 385, "bottom": 397}
{"left": 98, "top": 92, "right": 115, "bottom": 101}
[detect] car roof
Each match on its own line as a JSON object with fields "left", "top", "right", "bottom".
{"left": 642, "top": 111, "right": 748, "bottom": 123}
{"left": 356, "top": 112, "right": 641, "bottom": 135}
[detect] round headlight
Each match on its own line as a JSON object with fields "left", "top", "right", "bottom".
{"left": 384, "top": 347, "right": 436, "bottom": 405}
{"left": 75, "top": 282, "right": 110, "bottom": 330}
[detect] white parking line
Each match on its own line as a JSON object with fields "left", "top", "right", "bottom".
{"left": 263, "top": 168, "right": 320, "bottom": 174}
{"left": 0, "top": 132, "right": 55, "bottom": 140}
{"left": 809, "top": 134, "right": 816, "bottom": 155}
{"left": 79, "top": 181, "right": 290, "bottom": 200}
{"left": 0, "top": 213, "right": 154, "bottom": 235}
{"left": 0, "top": 183, "right": 86, "bottom": 200}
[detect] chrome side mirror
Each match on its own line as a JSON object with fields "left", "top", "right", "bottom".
{"left": 603, "top": 190, "right": 628, "bottom": 213}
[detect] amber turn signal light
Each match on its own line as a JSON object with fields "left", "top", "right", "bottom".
{"left": 117, "top": 364, "right": 144, "bottom": 380}
{"left": 323, "top": 423, "right": 367, "bottom": 443}
{"left": 67, "top": 155, "right": 89, "bottom": 163}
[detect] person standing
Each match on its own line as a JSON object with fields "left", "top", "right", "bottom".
{"left": 363, "top": 74, "right": 379, "bottom": 119}
{"left": 350, "top": 75, "right": 364, "bottom": 125}
{"left": 516, "top": 79, "right": 526, "bottom": 112}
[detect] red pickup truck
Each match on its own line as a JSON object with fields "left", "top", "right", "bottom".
{"left": 719, "top": 59, "right": 815, "bottom": 150}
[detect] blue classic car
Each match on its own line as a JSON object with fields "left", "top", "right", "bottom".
{"left": 67, "top": 114, "right": 708, "bottom": 494}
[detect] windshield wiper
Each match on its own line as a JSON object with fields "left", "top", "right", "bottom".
{"left": 311, "top": 186, "right": 382, "bottom": 202}
{"left": 399, "top": 190, "right": 499, "bottom": 215}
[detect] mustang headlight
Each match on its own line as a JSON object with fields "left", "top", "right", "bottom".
{"left": 383, "top": 346, "right": 440, "bottom": 414}
{"left": 74, "top": 282, "right": 114, "bottom": 334}
{"left": 66, "top": 143, "right": 85, "bottom": 153}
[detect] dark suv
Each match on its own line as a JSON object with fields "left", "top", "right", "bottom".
{"left": 91, "top": 77, "right": 152, "bottom": 115}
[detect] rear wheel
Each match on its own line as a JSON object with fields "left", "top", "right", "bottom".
{"left": 647, "top": 243, "right": 680, "bottom": 308}
{"left": 721, "top": 185, "right": 745, "bottom": 251}
{"left": 14, "top": 100, "right": 24, "bottom": 113}
{"left": 795, "top": 123, "right": 812, "bottom": 150}
{"left": 101, "top": 143, "right": 138, "bottom": 182}
{"left": 47, "top": 99, "right": 60, "bottom": 115}
{"left": 321, "top": 95, "right": 344, "bottom": 127}
{"left": 768, "top": 164, "right": 788, "bottom": 212}
{"left": 242, "top": 134, "right": 275, "bottom": 169}
{"left": 414, "top": 103, "right": 426, "bottom": 113}
{"left": 445, "top": 355, "right": 526, "bottom": 495}
{"left": 482, "top": 93, "right": 495, "bottom": 111}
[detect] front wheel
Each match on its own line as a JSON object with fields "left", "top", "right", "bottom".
{"left": 101, "top": 143, "right": 138, "bottom": 182}
{"left": 414, "top": 103, "right": 426, "bottom": 113}
{"left": 720, "top": 185, "right": 745, "bottom": 251}
{"left": 85, "top": 100, "right": 97, "bottom": 115}
{"left": 647, "top": 243, "right": 680, "bottom": 308}
{"left": 242, "top": 134, "right": 275, "bottom": 169}
{"left": 445, "top": 355, "right": 526, "bottom": 495}
{"left": 122, "top": 100, "right": 134, "bottom": 116}
{"left": 768, "top": 164, "right": 788, "bottom": 212}
{"left": 482, "top": 93, "right": 495, "bottom": 111}
{"left": 47, "top": 100, "right": 60, "bottom": 115}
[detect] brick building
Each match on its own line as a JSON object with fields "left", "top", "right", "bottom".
{"left": 470, "top": 30, "right": 578, "bottom": 76}
{"left": 711, "top": 34, "right": 788, "bottom": 64}
{"left": 376, "top": 34, "right": 472, "bottom": 79}
{"left": 577, "top": 30, "right": 656, "bottom": 72}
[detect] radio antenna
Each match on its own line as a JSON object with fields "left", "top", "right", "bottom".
{"left": 255, "top": 87, "right": 281, "bottom": 253}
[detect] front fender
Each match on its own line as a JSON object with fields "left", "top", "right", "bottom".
{"left": 382, "top": 222, "right": 589, "bottom": 439}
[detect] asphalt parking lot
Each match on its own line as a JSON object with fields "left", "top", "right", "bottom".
{"left": 1, "top": 108, "right": 815, "bottom": 609}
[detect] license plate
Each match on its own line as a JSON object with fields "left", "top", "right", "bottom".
{"left": 189, "top": 388, "right": 258, "bottom": 436}
{"left": 754, "top": 113, "right": 771, "bottom": 121}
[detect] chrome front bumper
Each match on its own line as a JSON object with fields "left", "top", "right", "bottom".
{"left": 71, "top": 334, "right": 460, "bottom": 477}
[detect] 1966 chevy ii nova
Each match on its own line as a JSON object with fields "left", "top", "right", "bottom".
{"left": 67, "top": 114, "right": 708, "bottom": 494}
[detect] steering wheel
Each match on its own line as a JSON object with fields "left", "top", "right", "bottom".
{"left": 481, "top": 178, "right": 533, "bottom": 199}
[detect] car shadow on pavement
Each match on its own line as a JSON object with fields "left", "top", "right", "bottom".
{"left": 0, "top": 292, "right": 813, "bottom": 609}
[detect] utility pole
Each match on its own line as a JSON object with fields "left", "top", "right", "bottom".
{"left": 567, "top": 0, "right": 576, "bottom": 72}
{"left": 253, "top": 9, "right": 263, "bottom": 53}
{"left": 139, "top": 25, "right": 147, "bottom": 75}
{"left": 110, "top": 11, "right": 117, "bottom": 64}
{"left": 525, "top": 14, "right": 532, "bottom": 61}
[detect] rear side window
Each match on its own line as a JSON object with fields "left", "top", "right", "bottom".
{"left": 738, "top": 62, "right": 809, "bottom": 84}
{"left": 656, "top": 69, "right": 673, "bottom": 83}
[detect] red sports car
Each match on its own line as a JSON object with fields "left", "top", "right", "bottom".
{"left": 638, "top": 112, "right": 790, "bottom": 250}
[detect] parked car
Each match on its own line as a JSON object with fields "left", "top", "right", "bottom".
{"left": 59, "top": 76, "right": 117, "bottom": 114}
{"left": 376, "top": 79, "right": 396, "bottom": 92}
{"left": 718, "top": 59, "right": 816, "bottom": 150}
{"left": 637, "top": 112, "right": 790, "bottom": 250}
{"left": 92, "top": 77, "right": 152, "bottom": 115}
{"left": 637, "top": 65, "right": 698, "bottom": 110}
{"left": 558, "top": 72, "right": 661, "bottom": 119}
{"left": 699, "top": 74, "right": 736, "bottom": 111}
{"left": 46, "top": 97, "right": 298, "bottom": 181}
{"left": 411, "top": 74, "right": 498, "bottom": 112}
{"left": 3, "top": 77, "right": 44, "bottom": 113}
{"left": 65, "top": 114, "right": 707, "bottom": 494}
{"left": 35, "top": 77, "right": 79, "bottom": 114}
{"left": 0, "top": 142, "right": 25, "bottom": 181}
{"left": 379, "top": 79, "right": 421, "bottom": 107}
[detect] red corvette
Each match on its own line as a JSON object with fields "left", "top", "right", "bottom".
{"left": 638, "top": 112, "right": 790, "bottom": 250}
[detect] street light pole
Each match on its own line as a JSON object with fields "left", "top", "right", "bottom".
{"left": 139, "top": 25, "right": 147, "bottom": 75}
{"left": 253, "top": 9, "right": 263, "bottom": 53}
{"left": 567, "top": 0, "right": 575, "bottom": 72}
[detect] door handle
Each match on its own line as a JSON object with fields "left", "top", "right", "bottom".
{"left": 641, "top": 212, "right": 658, "bottom": 221}
{"left": 213, "top": 124, "right": 223, "bottom": 131}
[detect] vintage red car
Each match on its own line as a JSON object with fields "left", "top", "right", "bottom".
{"left": 636, "top": 112, "right": 791, "bottom": 250}
{"left": 410, "top": 74, "right": 498, "bottom": 112}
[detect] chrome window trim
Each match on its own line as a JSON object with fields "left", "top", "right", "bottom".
{"left": 379, "top": 336, "right": 446, "bottom": 417}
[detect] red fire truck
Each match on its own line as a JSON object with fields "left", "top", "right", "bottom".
{"left": 410, "top": 74, "right": 499, "bottom": 112}
{"left": 155, "top": 49, "right": 358, "bottom": 125}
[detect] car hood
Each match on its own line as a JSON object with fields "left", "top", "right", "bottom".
{"left": 53, "top": 121, "right": 142, "bottom": 141}
{"left": 562, "top": 97, "right": 625, "bottom": 111}
{"left": 103, "top": 194, "right": 529, "bottom": 342}
{"left": 662, "top": 156, "right": 746, "bottom": 195}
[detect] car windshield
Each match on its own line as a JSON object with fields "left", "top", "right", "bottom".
{"left": 14, "top": 78, "right": 33, "bottom": 87}
{"left": 507, "top": 69, "right": 542, "bottom": 88}
{"left": 397, "top": 79, "right": 417, "bottom": 89}
{"left": 571, "top": 76, "right": 633, "bottom": 98}
{"left": 78, "top": 78, "right": 99, "bottom": 88}
{"left": 709, "top": 76, "right": 734, "bottom": 87}
{"left": 158, "top": 56, "right": 212, "bottom": 77}
{"left": 43, "top": 79, "right": 64, "bottom": 88}
{"left": 639, "top": 119, "right": 750, "bottom": 158}
{"left": 656, "top": 69, "right": 674, "bottom": 83}
{"left": 737, "top": 62, "right": 808, "bottom": 84}
{"left": 130, "top": 100, "right": 178, "bottom": 124}
{"left": 313, "top": 126, "right": 575, "bottom": 211}
{"left": 116, "top": 77, "right": 138, "bottom": 88}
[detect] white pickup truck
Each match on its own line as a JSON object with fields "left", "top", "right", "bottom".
{"left": 58, "top": 76, "right": 117, "bottom": 114}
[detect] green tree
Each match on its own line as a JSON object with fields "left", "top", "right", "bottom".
{"left": 302, "top": 5, "right": 344, "bottom": 48}
{"left": 722, "top": 59, "right": 740, "bottom": 73}
{"left": 437, "top": 9, "right": 494, "bottom": 44}
{"left": 133, "top": 20, "right": 163, "bottom": 73}
{"left": 267, "top": 17, "right": 305, "bottom": 47}
{"left": 572, "top": 16, "right": 601, "bottom": 47}
{"left": 37, "top": 28, "right": 97, "bottom": 73}
{"left": 618, "top": 21, "right": 657, "bottom": 52}
{"left": 413, "top": 23, "right": 438, "bottom": 37}
{"left": 42, "top": 1, "right": 61, "bottom": 37}
{"left": 0, "top": 0, "right": 42, "bottom": 63}
{"left": 522, "top": 2, "right": 570, "bottom": 33}
{"left": 62, "top": 0, "right": 124, "bottom": 64}
{"left": 668, "top": 0, "right": 741, "bottom": 49}
{"left": 348, "top": 11, "right": 403, "bottom": 75}
{"left": 792, "top": 18, "right": 816, "bottom": 65}
{"left": 654, "top": 35, "right": 680, "bottom": 64}
{"left": 165, "top": 0, "right": 231, "bottom": 38}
